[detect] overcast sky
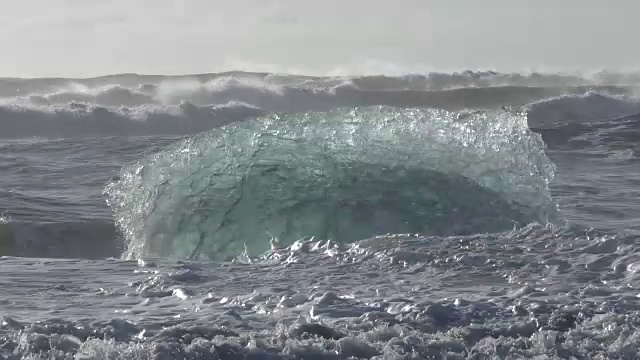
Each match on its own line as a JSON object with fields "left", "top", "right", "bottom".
{"left": 1, "top": 0, "right": 638, "bottom": 78}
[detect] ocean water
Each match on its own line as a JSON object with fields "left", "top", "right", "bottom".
{"left": 1, "top": 71, "right": 640, "bottom": 359}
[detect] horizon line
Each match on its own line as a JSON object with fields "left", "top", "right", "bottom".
{"left": 2, "top": 68, "right": 640, "bottom": 81}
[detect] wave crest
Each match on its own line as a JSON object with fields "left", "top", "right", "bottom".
{"left": 527, "top": 91, "right": 640, "bottom": 128}
{"left": 104, "top": 106, "right": 557, "bottom": 261}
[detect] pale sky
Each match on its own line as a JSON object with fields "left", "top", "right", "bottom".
{"left": 1, "top": 0, "right": 638, "bottom": 78}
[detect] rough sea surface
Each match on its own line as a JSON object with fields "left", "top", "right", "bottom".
{"left": 1, "top": 71, "right": 640, "bottom": 359}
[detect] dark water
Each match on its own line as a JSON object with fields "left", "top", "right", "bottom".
{"left": 1, "top": 71, "right": 640, "bottom": 359}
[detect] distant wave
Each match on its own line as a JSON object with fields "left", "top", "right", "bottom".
{"left": 103, "top": 106, "right": 557, "bottom": 261}
{"left": 527, "top": 91, "right": 640, "bottom": 128}
{"left": 0, "top": 75, "right": 638, "bottom": 139}
{"left": 522, "top": 91, "right": 640, "bottom": 150}
{"left": 4, "top": 69, "right": 640, "bottom": 95}
{"left": 0, "top": 101, "right": 265, "bottom": 138}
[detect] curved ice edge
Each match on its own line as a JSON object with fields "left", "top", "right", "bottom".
{"left": 105, "top": 106, "right": 557, "bottom": 261}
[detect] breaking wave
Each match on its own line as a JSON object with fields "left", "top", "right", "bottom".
{"left": 104, "top": 106, "right": 557, "bottom": 261}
